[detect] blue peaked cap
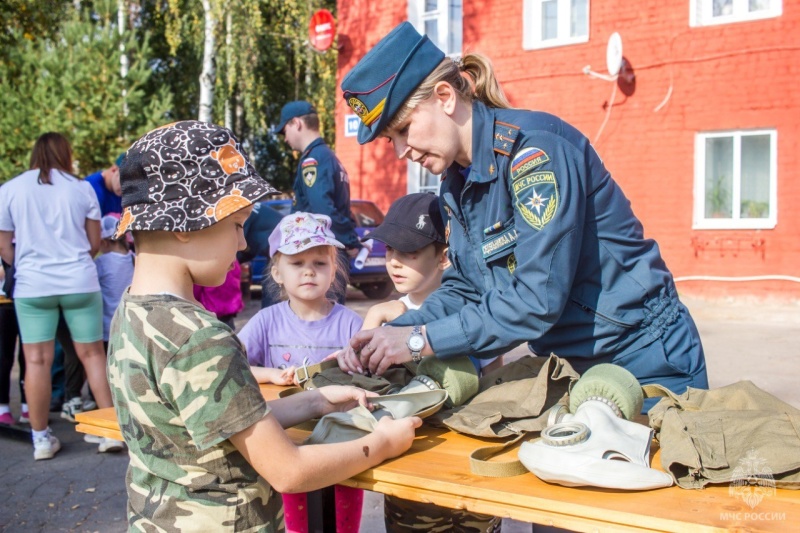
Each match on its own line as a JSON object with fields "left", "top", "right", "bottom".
{"left": 276, "top": 100, "right": 317, "bottom": 133}
{"left": 341, "top": 22, "right": 446, "bottom": 144}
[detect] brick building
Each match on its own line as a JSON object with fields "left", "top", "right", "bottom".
{"left": 333, "top": 0, "right": 800, "bottom": 300}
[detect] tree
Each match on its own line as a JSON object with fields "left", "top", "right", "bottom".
{"left": 0, "top": 0, "right": 172, "bottom": 180}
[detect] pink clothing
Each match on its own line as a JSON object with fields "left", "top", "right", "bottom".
{"left": 283, "top": 486, "right": 363, "bottom": 533}
{"left": 193, "top": 261, "right": 244, "bottom": 318}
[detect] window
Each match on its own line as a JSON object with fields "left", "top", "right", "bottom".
{"left": 523, "top": 0, "right": 589, "bottom": 50}
{"left": 690, "top": 0, "right": 781, "bottom": 26}
{"left": 693, "top": 130, "right": 777, "bottom": 229}
{"left": 407, "top": 0, "right": 462, "bottom": 193}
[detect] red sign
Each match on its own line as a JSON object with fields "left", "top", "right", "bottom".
{"left": 309, "top": 9, "right": 336, "bottom": 52}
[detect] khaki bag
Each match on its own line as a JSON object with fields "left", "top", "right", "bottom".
{"left": 430, "top": 354, "right": 580, "bottom": 477}
{"left": 645, "top": 381, "right": 800, "bottom": 490}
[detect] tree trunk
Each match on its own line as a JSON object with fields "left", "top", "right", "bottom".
{"left": 224, "top": 10, "right": 233, "bottom": 130}
{"left": 198, "top": 0, "right": 216, "bottom": 123}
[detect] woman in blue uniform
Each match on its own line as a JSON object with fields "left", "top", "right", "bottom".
{"left": 338, "top": 22, "right": 708, "bottom": 408}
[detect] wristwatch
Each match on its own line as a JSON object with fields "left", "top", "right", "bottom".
{"left": 406, "top": 325, "right": 426, "bottom": 363}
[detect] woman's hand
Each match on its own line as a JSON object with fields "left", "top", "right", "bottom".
{"left": 314, "top": 385, "right": 378, "bottom": 416}
{"left": 350, "top": 326, "right": 419, "bottom": 376}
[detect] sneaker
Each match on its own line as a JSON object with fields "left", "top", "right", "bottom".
{"left": 98, "top": 437, "right": 125, "bottom": 453}
{"left": 33, "top": 430, "right": 61, "bottom": 460}
{"left": 18, "top": 410, "right": 30, "bottom": 424}
{"left": 82, "top": 399, "right": 97, "bottom": 411}
{"left": 83, "top": 434, "right": 103, "bottom": 444}
{"left": 0, "top": 412, "right": 14, "bottom": 425}
{"left": 61, "top": 397, "right": 83, "bottom": 423}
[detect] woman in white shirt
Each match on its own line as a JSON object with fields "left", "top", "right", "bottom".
{"left": 0, "top": 133, "right": 121, "bottom": 460}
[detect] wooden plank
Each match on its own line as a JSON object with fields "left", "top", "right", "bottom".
{"left": 74, "top": 387, "right": 800, "bottom": 532}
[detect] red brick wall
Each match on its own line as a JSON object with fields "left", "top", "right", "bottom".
{"left": 335, "top": 1, "right": 800, "bottom": 300}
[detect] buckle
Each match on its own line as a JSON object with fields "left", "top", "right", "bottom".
{"left": 294, "top": 358, "right": 312, "bottom": 384}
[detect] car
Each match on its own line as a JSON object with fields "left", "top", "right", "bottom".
{"left": 249, "top": 199, "right": 394, "bottom": 299}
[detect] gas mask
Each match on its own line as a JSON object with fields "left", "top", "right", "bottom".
{"left": 518, "top": 364, "right": 673, "bottom": 490}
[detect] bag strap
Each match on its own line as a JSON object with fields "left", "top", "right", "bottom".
{"left": 642, "top": 383, "right": 678, "bottom": 401}
{"left": 468, "top": 433, "right": 529, "bottom": 477}
{"left": 295, "top": 359, "right": 339, "bottom": 385}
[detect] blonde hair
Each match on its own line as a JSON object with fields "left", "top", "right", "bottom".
{"left": 388, "top": 53, "right": 510, "bottom": 130}
{"left": 266, "top": 246, "right": 347, "bottom": 303}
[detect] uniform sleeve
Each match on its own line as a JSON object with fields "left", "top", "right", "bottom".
{"left": 407, "top": 133, "right": 588, "bottom": 360}
{"left": 238, "top": 309, "right": 271, "bottom": 367}
{"left": 163, "top": 327, "right": 268, "bottom": 450}
{"left": 303, "top": 154, "right": 360, "bottom": 249}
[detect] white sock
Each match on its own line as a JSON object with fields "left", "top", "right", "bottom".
{"left": 21, "top": 403, "right": 28, "bottom": 411}
{"left": 0, "top": 404, "right": 10, "bottom": 415}
{"left": 32, "top": 428, "right": 50, "bottom": 440}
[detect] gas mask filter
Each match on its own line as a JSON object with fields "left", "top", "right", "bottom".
{"left": 518, "top": 364, "right": 673, "bottom": 490}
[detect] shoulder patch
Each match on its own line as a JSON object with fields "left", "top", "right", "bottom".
{"left": 511, "top": 147, "right": 550, "bottom": 179}
{"left": 301, "top": 158, "right": 318, "bottom": 167}
{"left": 302, "top": 158, "right": 318, "bottom": 187}
{"left": 513, "top": 171, "right": 559, "bottom": 231}
{"left": 493, "top": 121, "right": 520, "bottom": 156}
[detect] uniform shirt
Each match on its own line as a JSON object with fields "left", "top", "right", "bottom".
{"left": 85, "top": 171, "right": 122, "bottom": 215}
{"left": 291, "top": 137, "right": 360, "bottom": 249}
{"left": 238, "top": 202, "right": 284, "bottom": 263}
{"left": 107, "top": 293, "right": 281, "bottom": 532}
{"left": 240, "top": 301, "right": 363, "bottom": 368}
{"left": 393, "top": 100, "right": 689, "bottom": 367}
{"left": 0, "top": 169, "right": 101, "bottom": 298}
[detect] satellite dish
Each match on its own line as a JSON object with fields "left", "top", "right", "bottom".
{"left": 606, "top": 32, "right": 623, "bottom": 77}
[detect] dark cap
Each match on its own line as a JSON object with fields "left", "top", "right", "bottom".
{"left": 276, "top": 100, "right": 317, "bottom": 134}
{"left": 341, "top": 22, "right": 445, "bottom": 144}
{"left": 367, "top": 193, "right": 445, "bottom": 253}
{"left": 115, "top": 120, "right": 278, "bottom": 238}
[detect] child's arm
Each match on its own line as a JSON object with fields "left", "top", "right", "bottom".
{"left": 230, "top": 386, "right": 421, "bottom": 493}
{"left": 249, "top": 365, "right": 296, "bottom": 385}
{"left": 362, "top": 300, "right": 408, "bottom": 330}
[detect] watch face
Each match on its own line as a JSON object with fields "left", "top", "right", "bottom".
{"left": 409, "top": 334, "right": 425, "bottom": 351}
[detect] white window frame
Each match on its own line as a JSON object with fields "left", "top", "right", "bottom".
{"left": 690, "top": 0, "right": 782, "bottom": 27}
{"left": 407, "top": 0, "right": 461, "bottom": 194}
{"left": 522, "top": 0, "right": 590, "bottom": 51}
{"left": 693, "top": 129, "right": 778, "bottom": 230}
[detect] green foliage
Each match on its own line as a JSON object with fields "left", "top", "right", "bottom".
{"left": 0, "top": 0, "right": 172, "bottom": 180}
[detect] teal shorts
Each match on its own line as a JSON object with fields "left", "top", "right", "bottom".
{"left": 14, "top": 292, "right": 104, "bottom": 344}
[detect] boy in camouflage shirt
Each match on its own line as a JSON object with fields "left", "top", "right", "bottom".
{"left": 108, "top": 121, "right": 420, "bottom": 532}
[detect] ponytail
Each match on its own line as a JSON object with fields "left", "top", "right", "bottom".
{"left": 388, "top": 53, "right": 510, "bottom": 130}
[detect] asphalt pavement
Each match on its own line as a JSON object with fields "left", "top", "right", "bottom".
{"left": 1, "top": 289, "right": 798, "bottom": 532}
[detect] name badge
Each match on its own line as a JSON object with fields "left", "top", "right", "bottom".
{"left": 481, "top": 226, "right": 517, "bottom": 260}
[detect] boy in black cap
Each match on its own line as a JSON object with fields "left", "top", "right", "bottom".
{"left": 109, "top": 120, "right": 419, "bottom": 531}
{"left": 357, "top": 192, "right": 504, "bottom": 533}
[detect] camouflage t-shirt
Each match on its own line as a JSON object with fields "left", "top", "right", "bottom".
{"left": 107, "top": 292, "right": 283, "bottom": 532}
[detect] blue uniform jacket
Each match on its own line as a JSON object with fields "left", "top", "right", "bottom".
{"left": 393, "top": 101, "right": 688, "bottom": 366}
{"left": 291, "top": 137, "right": 360, "bottom": 249}
{"left": 238, "top": 202, "right": 283, "bottom": 263}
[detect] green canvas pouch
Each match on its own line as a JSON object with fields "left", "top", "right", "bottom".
{"left": 645, "top": 381, "right": 800, "bottom": 490}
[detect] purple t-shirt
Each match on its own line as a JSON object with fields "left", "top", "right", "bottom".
{"left": 239, "top": 301, "right": 363, "bottom": 369}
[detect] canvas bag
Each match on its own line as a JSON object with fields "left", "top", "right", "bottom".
{"left": 429, "top": 354, "right": 580, "bottom": 476}
{"left": 645, "top": 381, "right": 800, "bottom": 490}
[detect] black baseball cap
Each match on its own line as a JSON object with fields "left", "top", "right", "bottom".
{"left": 367, "top": 193, "right": 446, "bottom": 253}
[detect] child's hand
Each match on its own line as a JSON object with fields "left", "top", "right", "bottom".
{"left": 373, "top": 415, "right": 422, "bottom": 457}
{"left": 315, "top": 385, "right": 378, "bottom": 415}
{"left": 277, "top": 366, "right": 297, "bottom": 386}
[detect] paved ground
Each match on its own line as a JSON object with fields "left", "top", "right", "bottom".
{"left": 1, "top": 288, "right": 798, "bottom": 532}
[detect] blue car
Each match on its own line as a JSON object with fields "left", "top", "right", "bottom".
{"left": 250, "top": 199, "right": 394, "bottom": 299}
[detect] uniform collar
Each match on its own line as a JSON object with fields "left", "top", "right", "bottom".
{"left": 301, "top": 136, "right": 325, "bottom": 158}
{"left": 462, "top": 100, "right": 499, "bottom": 184}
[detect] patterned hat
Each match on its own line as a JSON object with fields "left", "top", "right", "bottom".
{"left": 341, "top": 22, "right": 445, "bottom": 144}
{"left": 115, "top": 121, "right": 277, "bottom": 238}
{"left": 268, "top": 212, "right": 344, "bottom": 258}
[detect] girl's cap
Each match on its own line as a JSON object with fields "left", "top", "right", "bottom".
{"left": 268, "top": 212, "right": 344, "bottom": 257}
{"left": 100, "top": 214, "right": 122, "bottom": 240}
{"left": 341, "top": 22, "right": 445, "bottom": 144}
{"left": 115, "top": 121, "right": 278, "bottom": 238}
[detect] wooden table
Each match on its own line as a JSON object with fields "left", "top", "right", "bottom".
{"left": 76, "top": 385, "right": 799, "bottom": 532}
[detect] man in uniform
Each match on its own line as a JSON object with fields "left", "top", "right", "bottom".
{"left": 276, "top": 100, "right": 360, "bottom": 304}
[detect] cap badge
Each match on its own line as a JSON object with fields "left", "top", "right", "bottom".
{"left": 416, "top": 215, "right": 428, "bottom": 230}
{"left": 348, "top": 97, "right": 368, "bottom": 118}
